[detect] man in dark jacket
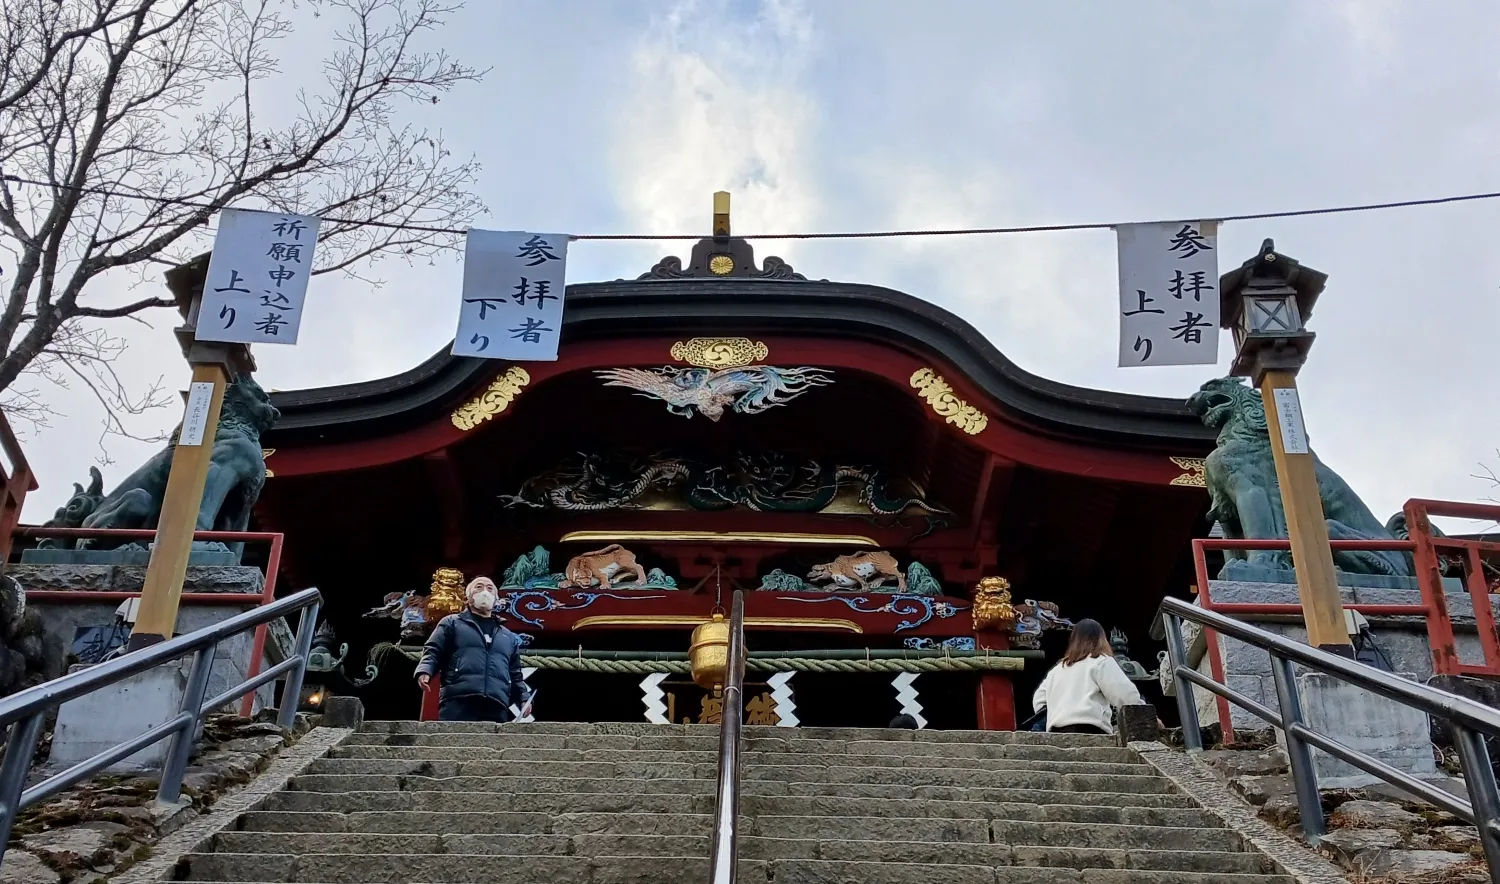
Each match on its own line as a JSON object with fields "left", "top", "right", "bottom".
{"left": 415, "top": 577, "right": 531, "bottom": 722}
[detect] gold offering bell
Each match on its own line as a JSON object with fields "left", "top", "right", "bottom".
{"left": 689, "top": 612, "right": 731, "bottom": 690}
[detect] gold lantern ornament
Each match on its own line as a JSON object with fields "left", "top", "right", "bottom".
{"left": 689, "top": 611, "right": 731, "bottom": 690}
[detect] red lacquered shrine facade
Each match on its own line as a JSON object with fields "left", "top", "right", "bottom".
{"left": 224, "top": 234, "right": 1216, "bottom": 728}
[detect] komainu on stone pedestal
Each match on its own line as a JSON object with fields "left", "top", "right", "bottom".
{"left": 34, "top": 376, "right": 279, "bottom": 562}
{"left": 1187, "top": 377, "right": 1411, "bottom": 578}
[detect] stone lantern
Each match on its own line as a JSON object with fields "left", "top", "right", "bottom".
{"left": 1219, "top": 238, "right": 1328, "bottom": 384}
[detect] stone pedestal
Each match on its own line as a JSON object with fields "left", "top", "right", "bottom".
{"left": 1186, "top": 578, "right": 1497, "bottom": 731}
{"left": 322, "top": 696, "right": 365, "bottom": 730}
{"left": 50, "top": 660, "right": 195, "bottom": 772}
{"left": 1116, "top": 704, "right": 1160, "bottom": 747}
{"left": 10, "top": 564, "right": 292, "bottom": 715}
{"left": 1278, "top": 671, "right": 1437, "bottom": 788}
{"left": 31, "top": 561, "right": 300, "bottom": 774}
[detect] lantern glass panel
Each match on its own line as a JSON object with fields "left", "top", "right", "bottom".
{"left": 1245, "top": 294, "right": 1302, "bottom": 336}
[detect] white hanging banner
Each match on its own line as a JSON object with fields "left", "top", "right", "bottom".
{"left": 198, "top": 208, "right": 321, "bottom": 345}
{"left": 453, "top": 230, "right": 569, "bottom": 361}
{"left": 1117, "top": 221, "right": 1220, "bottom": 367}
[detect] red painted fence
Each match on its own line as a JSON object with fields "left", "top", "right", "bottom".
{"left": 1191, "top": 498, "right": 1500, "bottom": 743}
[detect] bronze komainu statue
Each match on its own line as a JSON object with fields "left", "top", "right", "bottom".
{"left": 43, "top": 376, "right": 279, "bottom": 553}
{"left": 1187, "top": 377, "right": 1410, "bottom": 578}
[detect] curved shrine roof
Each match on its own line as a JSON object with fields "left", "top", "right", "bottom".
{"left": 168, "top": 238, "right": 1216, "bottom": 449}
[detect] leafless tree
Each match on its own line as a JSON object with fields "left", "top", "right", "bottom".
{"left": 0, "top": 0, "right": 485, "bottom": 438}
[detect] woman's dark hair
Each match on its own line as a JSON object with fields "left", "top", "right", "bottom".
{"left": 1060, "top": 618, "right": 1113, "bottom": 666}
{"left": 888, "top": 714, "right": 919, "bottom": 729}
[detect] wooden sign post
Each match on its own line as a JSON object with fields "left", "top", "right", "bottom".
{"left": 124, "top": 287, "right": 254, "bottom": 651}
{"left": 128, "top": 209, "right": 316, "bottom": 649}
{"left": 1258, "top": 370, "right": 1349, "bottom": 651}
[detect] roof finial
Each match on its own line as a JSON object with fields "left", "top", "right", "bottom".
{"left": 713, "top": 191, "right": 730, "bottom": 241}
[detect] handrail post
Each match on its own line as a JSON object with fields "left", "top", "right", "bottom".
{"left": 1452, "top": 725, "right": 1500, "bottom": 883}
{"left": 158, "top": 646, "right": 217, "bottom": 805}
{"left": 0, "top": 714, "right": 44, "bottom": 851}
{"left": 276, "top": 602, "right": 319, "bottom": 730}
{"left": 1162, "top": 612, "right": 1203, "bottom": 752}
{"left": 1269, "top": 654, "right": 1325, "bottom": 843}
{"left": 709, "top": 589, "right": 746, "bottom": 884}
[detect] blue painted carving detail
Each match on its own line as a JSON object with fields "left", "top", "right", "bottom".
{"left": 903, "top": 636, "right": 976, "bottom": 651}
{"left": 778, "top": 593, "right": 966, "bottom": 632}
{"left": 496, "top": 589, "right": 669, "bottom": 628}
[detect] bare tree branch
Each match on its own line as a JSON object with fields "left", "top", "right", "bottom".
{"left": 72, "top": 296, "right": 176, "bottom": 319}
{"left": 0, "top": 0, "right": 486, "bottom": 442}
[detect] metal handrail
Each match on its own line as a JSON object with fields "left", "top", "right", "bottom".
{"left": 709, "top": 589, "right": 746, "bottom": 884}
{"left": 0, "top": 586, "right": 322, "bottom": 864}
{"left": 1161, "top": 596, "right": 1500, "bottom": 882}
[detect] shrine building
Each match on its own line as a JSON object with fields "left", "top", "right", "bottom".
{"left": 182, "top": 231, "right": 1218, "bottom": 727}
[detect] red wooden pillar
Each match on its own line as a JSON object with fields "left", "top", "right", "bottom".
{"left": 975, "top": 629, "right": 1016, "bottom": 730}
{"left": 420, "top": 675, "right": 441, "bottom": 721}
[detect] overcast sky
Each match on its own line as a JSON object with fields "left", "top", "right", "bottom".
{"left": 17, "top": 0, "right": 1500, "bottom": 531}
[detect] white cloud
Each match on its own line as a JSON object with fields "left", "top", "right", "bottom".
{"left": 1328, "top": 0, "right": 1403, "bottom": 63}
{"left": 609, "top": 0, "right": 822, "bottom": 266}
{"left": 844, "top": 157, "right": 1114, "bottom": 373}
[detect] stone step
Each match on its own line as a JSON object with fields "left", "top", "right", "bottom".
{"left": 231, "top": 810, "right": 1247, "bottom": 851}
{"left": 746, "top": 764, "right": 1176, "bottom": 794}
{"left": 356, "top": 721, "right": 1119, "bottom": 748}
{"left": 233, "top": 810, "right": 715, "bottom": 835}
{"left": 258, "top": 790, "right": 1220, "bottom": 828}
{"left": 326, "top": 745, "right": 1150, "bottom": 775}
{"left": 209, "top": 831, "right": 1275, "bottom": 874}
{"left": 172, "top": 854, "right": 1290, "bottom": 883}
{"left": 303, "top": 757, "right": 1173, "bottom": 793}
{"left": 285, "top": 774, "right": 1199, "bottom": 807}
{"left": 341, "top": 731, "right": 1140, "bottom": 763}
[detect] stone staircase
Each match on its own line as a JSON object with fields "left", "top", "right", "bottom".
{"left": 168, "top": 722, "right": 1300, "bottom": 884}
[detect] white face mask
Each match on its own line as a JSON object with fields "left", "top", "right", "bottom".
{"left": 470, "top": 590, "right": 496, "bottom": 614}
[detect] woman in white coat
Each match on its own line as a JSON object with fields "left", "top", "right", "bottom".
{"left": 1031, "top": 619, "right": 1145, "bottom": 735}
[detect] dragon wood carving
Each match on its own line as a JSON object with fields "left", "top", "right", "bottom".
{"left": 499, "top": 452, "right": 947, "bottom": 519}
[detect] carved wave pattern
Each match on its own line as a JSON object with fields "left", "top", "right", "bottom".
{"left": 778, "top": 593, "right": 966, "bottom": 632}
{"left": 497, "top": 589, "right": 669, "bottom": 628}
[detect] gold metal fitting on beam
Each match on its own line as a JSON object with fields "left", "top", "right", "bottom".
{"left": 1169, "top": 456, "right": 1207, "bottom": 487}
{"left": 452, "top": 366, "right": 530, "bottom": 431}
{"left": 670, "top": 337, "right": 769, "bottom": 369}
{"left": 559, "top": 530, "right": 878, "bottom": 546}
{"left": 910, "top": 368, "right": 989, "bottom": 435}
{"left": 713, "top": 191, "right": 731, "bottom": 239}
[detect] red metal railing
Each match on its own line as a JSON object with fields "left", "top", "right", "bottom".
{"left": 1190, "top": 499, "right": 1500, "bottom": 743}
{"left": 10, "top": 527, "right": 285, "bottom": 716}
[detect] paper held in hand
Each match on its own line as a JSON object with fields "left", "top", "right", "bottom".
{"left": 197, "top": 208, "right": 321, "bottom": 346}
{"left": 454, "top": 230, "right": 570, "bottom": 361}
{"left": 510, "top": 687, "right": 536, "bottom": 723}
{"left": 1117, "top": 221, "right": 1220, "bottom": 367}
